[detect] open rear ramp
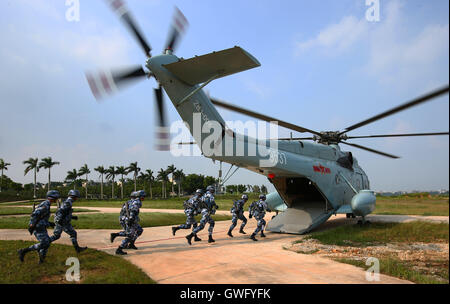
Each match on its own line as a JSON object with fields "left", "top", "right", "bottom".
{"left": 267, "top": 202, "right": 332, "bottom": 234}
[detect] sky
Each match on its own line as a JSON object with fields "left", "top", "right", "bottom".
{"left": 0, "top": 0, "right": 448, "bottom": 192}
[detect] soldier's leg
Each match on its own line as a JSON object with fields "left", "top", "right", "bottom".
{"left": 260, "top": 219, "right": 267, "bottom": 237}
{"left": 251, "top": 218, "right": 262, "bottom": 241}
{"left": 187, "top": 214, "right": 206, "bottom": 245}
{"left": 65, "top": 225, "right": 87, "bottom": 252}
{"left": 49, "top": 224, "right": 63, "bottom": 242}
{"left": 208, "top": 217, "right": 215, "bottom": 243}
{"left": 18, "top": 229, "right": 46, "bottom": 262}
{"left": 35, "top": 230, "right": 51, "bottom": 263}
{"left": 239, "top": 213, "right": 247, "bottom": 233}
{"left": 228, "top": 214, "right": 238, "bottom": 237}
{"left": 173, "top": 212, "right": 194, "bottom": 235}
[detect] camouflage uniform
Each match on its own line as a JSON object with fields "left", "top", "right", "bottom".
{"left": 228, "top": 199, "right": 247, "bottom": 233}
{"left": 250, "top": 199, "right": 268, "bottom": 240}
{"left": 176, "top": 194, "right": 201, "bottom": 230}
{"left": 22, "top": 200, "right": 52, "bottom": 261}
{"left": 117, "top": 199, "right": 134, "bottom": 237}
{"left": 192, "top": 191, "right": 217, "bottom": 237}
{"left": 119, "top": 197, "right": 142, "bottom": 249}
{"left": 49, "top": 197, "right": 83, "bottom": 251}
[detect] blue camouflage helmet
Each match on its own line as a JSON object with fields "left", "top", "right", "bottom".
{"left": 259, "top": 194, "right": 266, "bottom": 200}
{"left": 130, "top": 191, "right": 138, "bottom": 198}
{"left": 46, "top": 190, "right": 60, "bottom": 199}
{"left": 68, "top": 189, "right": 80, "bottom": 198}
{"left": 206, "top": 185, "right": 215, "bottom": 193}
{"left": 195, "top": 189, "right": 203, "bottom": 195}
{"left": 136, "top": 190, "right": 146, "bottom": 197}
{"left": 241, "top": 194, "right": 249, "bottom": 201}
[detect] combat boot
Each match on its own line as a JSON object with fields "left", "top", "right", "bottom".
{"left": 110, "top": 233, "right": 119, "bottom": 243}
{"left": 227, "top": 229, "right": 233, "bottom": 238}
{"left": 172, "top": 227, "right": 179, "bottom": 236}
{"left": 186, "top": 233, "right": 194, "bottom": 245}
{"left": 75, "top": 245, "right": 88, "bottom": 253}
{"left": 250, "top": 233, "right": 258, "bottom": 241}
{"left": 261, "top": 231, "right": 266, "bottom": 238}
{"left": 17, "top": 247, "right": 31, "bottom": 262}
{"left": 128, "top": 242, "right": 138, "bottom": 250}
{"left": 115, "top": 247, "right": 127, "bottom": 255}
{"left": 194, "top": 234, "right": 202, "bottom": 242}
{"left": 208, "top": 235, "right": 215, "bottom": 243}
{"left": 239, "top": 227, "right": 246, "bottom": 234}
{"left": 38, "top": 252, "right": 46, "bottom": 264}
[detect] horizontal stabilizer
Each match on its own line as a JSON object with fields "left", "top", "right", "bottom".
{"left": 163, "top": 46, "right": 260, "bottom": 85}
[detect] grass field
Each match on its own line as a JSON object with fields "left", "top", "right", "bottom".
{"left": 0, "top": 212, "right": 232, "bottom": 229}
{"left": 0, "top": 206, "right": 96, "bottom": 216}
{"left": 0, "top": 240, "right": 155, "bottom": 284}
{"left": 374, "top": 195, "right": 449, "bottom": 216}
{"left": 4, "top": 194, "right": 447, "bottom": 216}
{"left": 307, "top": 222, "right": 449, "bottom": 246}
{"left": 304, "top": 222, "right": 449, "bottom": 283}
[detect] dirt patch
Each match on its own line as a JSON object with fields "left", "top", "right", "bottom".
{"left": 285, "top": 238, "right": 449, "bottom": 283}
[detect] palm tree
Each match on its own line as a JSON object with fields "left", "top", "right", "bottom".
{"left": 38, "top": 157, "right": 60, "bottom": 191}
{"left": 140, "top": 169, "right": 154, "bottom": 199}
{"left": 23, "top": 158, "right": 39, "bottom": 198}
{"left": 65, "top": 169, "right": 78, "bottom": 190}
{"left": 94, "top": 166, "right": 106, "bottom": 200}
{"left": 105, "top": 166, "right": 117, "bottom": 199}
{"left": 116, "top": 166, "right": 128, "bottom": 199}
{"left": 167, "top": 164, "right": 176, "bottom": 196}
{"left": 126, "top": 162, "right": 141, "bottom": 191}
{"left": 173, "top": 169, "right": 185, "bottom": 196}
{"left": 0, "top": 159, "right": 11, "bottom": 193}
{"left": 78, "top": 164, "right": 91, "bottom": 199}
{"left": 157, "top": 168, "right": 169, "bottom": 198}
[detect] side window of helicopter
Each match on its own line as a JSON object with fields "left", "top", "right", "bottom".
{"left": 337, "top": 153, "right": 354, "bottom": 171}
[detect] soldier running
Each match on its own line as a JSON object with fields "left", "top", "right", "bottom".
{"left": 110, "top": 191, "right": 137, "bottom": 245}
{"left": 227, "top": 194, "right": 248, "bottom": 237}
{"left": 171, "top": 189, "right": 202, "bottom": 242}
{"left": 49, "top": 189, "right": 87, "bottom": 253}
{"left": 249, "top": 194, "right": 269, "bottom": 241}
{"left": 17, "top": 190, "right": 60, "bottom": 263}
{"left": 185, "top": 185, "right": 218, "bottom": 245}
{"left": 115, "top": 190, "right": 145, "bottom": 255}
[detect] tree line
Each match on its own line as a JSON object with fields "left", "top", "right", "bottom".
{"left": 0, "top": 158, "right": 268, "bottom": 201}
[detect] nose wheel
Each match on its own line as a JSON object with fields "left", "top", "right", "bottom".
{"left": 357, "top": 216, "right": 371, "bottom": 226}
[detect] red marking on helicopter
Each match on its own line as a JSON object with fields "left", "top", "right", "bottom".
{"left": 313, "top": 165, "right": 331, "bottom": 174}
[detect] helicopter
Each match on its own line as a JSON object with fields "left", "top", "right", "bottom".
{"left": 86, "top": 1, "right": 449, "bottom": 234}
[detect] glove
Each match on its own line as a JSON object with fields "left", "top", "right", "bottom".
{"left": 28, "top": 224, "right": 35, "bottom": 235}
{"left": 72, "top": 216, "right": 78, "bottom": 220}
{"left": 249, "top": 214, "right": 253, "bottom": 219}
{"left": 215, "top": 204, "right": 219, "bottom": 209}
{"left": 48, "top": 222, "right": 56, "bottom": 228}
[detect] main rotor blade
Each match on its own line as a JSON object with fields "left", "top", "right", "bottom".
{"left": 86, "top": 66, "right": 147, "bottom": 100}
{"left": 347, "top": 132, "right": 449, "bottom": 139}
{"left": 106, "top": 0, "right": 152, "bottom": 57}
{"left": 277, "top": 137, "right": 315, "bottom": 140}
{"left": 165, "top": 7, "right": 189, "bottom": 52}
{"left": 341, "top": 85, "right": 449, "bottom": 134}
{"left": 154, "top": 85, "right": 169, "bottom": 151}
{"left": 210, "top": 97, "right": 322, "bottom": 136}
{"left": 340, "top": 141, "right": 400, "bottom": 159}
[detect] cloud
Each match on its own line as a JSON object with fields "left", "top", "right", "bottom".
{"left": 294, "top": 0, "right": 449, "bottom": 90}
{"left": 295, "top": 15, "right": 368, "bottom": 55}
{"left": 125, "top": 143, "right": 147, "bottom": 155}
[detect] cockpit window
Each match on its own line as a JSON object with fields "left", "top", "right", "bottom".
{"left": 337, "top": 152, "right": 353, "bottom": 170}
